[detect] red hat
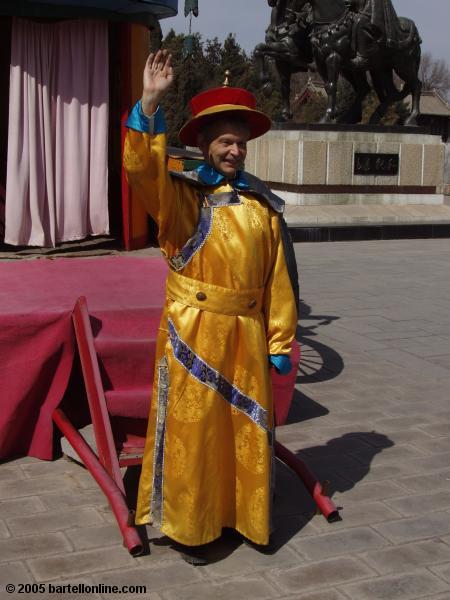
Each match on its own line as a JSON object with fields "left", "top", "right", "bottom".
{"left": 179, "top": 85, "right": 272, "bottom": 146}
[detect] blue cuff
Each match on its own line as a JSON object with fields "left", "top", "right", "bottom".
{"left": 125, "top": 101, "right": 167, "bottom": 135}
{"left": 269, "top": 354, "right": 292, "bottom": 375}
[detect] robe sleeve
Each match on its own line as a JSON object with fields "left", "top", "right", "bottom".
{"left": 263, "top": 213, "right": 298, "bottom": 356}
{"left": 123, "top": 102, "right": 197, "bottom": 249}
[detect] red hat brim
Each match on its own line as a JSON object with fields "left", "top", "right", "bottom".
{"left": 178, "top": 104, "right": 272, "bottom": 147}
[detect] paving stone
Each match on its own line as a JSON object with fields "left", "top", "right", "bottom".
{"left": 33, "top": 579, "right": 102, "bottom": 600}
{"left": 0, "top": 533, "right": 72, "bottom": 563}
{"left": 385, "top": 491, "right": 450, "bottom": 517}
{"left": 410, "top": 436, "right": 450, "bottom": 455}
{"left": 20, "top": 457, "right": 84, "bottom": 478}
{"left": 373, "top": 512, "right": 450, "bottom": 544}
{"left": 299, "top": 454, "right": 366, "bottom": 473}
{"left": 310, "top": 501, "right": 402, "bottom": 532}
{"left": 397, "top": 469, "right": 450, "bottom": 493}
{"left": 95, "top": 564, "right": 185, "bottom": 600}
{"left": 67, "top": 468, "right": 104, "bottom": 490}
{"left": 312, "top": 328, "right": 387, "bottom": 352}
{"left": 203, "top": 541, "right": 302, "bottom": 578}
{"left": 101, "top": 593, "right": 161, "bottom": 600}
{"left": 65, "top": 524, "right": 123, "bottom": 550}
{"left": 366, "top": 349, "right": 450, "bottom": 380}
{"left": 341, "top": 569, "right": 450, "bottom": 599}
{"left": 349, "top": 445, "right": 428, "bottom": 469}
{"left": 335, "top": 480, "right": 407, "bottom": 503}
{"left": 366, "top": 329, "right": 433, "bottom": 341}
{"left": 0, "top": 496, "right": 47, "bottom": 519}
{"left": 0, "top": 467, "right": 26, "bottom": 482}
{"left": 417, "top": 423, "right": 450, "bottom": 438}
{"left": 433, "top": 356, "right": 450, "bottom": 369}
{"left": 97, "top": 507, "right": 121, "bottom": 525}
{"left": 363, "top": 539, "right": 450, "bottom": 575}
{"left": 160, "top": 576, "right": 279, "bottom": 600}
{"left": 267, "top": 556, "right": 375, "bottom": 594}
{"left": 27, "top": 546, "right": 136, "bottom": 581}
{"left": 7, "top": 507, "right": 103, "bottom": 535}
{"left": 4, "top": 456, "right": 39, "bottom": 465}
{"left": 93, "top": 563, "right": 205, "bottom": 597}
{"left": 279, "top": 590, "right": 347, "bottom": 600}
{"left": 292, "top": 527, "right": 388, "bottom": 560}
{"left": 300, "top": 436, "right": 376, "bottom": 458}
{"left": 271, "top": 514, "right": 323, "bottom": 543}
{"left": 338, "top": 462, "right": 419, "bottom": 486}
{"left": 432, "top": 411, "right": 450, "bottom": 422}
{"left": 368, "top": 428, "right": 436, "bottom": 447}
{"left": 40, "top": 489, "right": 106, "bottom": 510}
{"left": 381, "top": 336, "right": 450, "bottom": 357}
{"left": 401, "top": 452, "right": 450, "bottom": 474}
{"left": 0, "top": 561, "right": 33, "bottom": 588}
{"left": 0, "top": 520, "right": 10, "bottom": 538}
{"left": 431, "top": 563, "right": 450, "bottom": 584}
{"left": 0, "top": 475, "right": 72, "bottom": 499}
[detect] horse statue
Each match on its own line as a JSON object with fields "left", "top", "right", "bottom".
{"left": 255, "top": 0, "right": 374, "bottom": 123}
{"left": 254, "top": 0, "right": 314, "bottom": 121}
{"left": 301, "top": 0, "right": 422, "bottom": 124}
{"left": 255, "top": 0, "right": 422, "bottom": 125}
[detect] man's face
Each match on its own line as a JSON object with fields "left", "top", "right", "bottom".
{"left": 198, "top": 119, "right": 250, "bottom": 179}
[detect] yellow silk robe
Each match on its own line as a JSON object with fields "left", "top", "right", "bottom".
{"left": 123, "top": 121, "right": 297, "bottom": 547}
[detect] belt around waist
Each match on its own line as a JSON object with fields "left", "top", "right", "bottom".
{"left": 166, "top": 270, "right": 264, "bottom": 316}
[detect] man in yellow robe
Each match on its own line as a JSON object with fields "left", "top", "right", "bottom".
{"left": 123, "top": 50, "right": 298, "bottom": 564}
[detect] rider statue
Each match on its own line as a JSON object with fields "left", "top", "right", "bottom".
{"left": 349, "top": 0, "right": 406, "bottom": 68}
{"left": 265, "top": 0, "right": 312, "bottom": 59}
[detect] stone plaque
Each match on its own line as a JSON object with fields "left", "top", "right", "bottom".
{"left": 354, "top": 153, "right": 399, "bottom": 176}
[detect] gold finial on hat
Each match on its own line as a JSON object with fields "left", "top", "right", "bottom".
{"left": 223, "top": 70, "right": 231, "bottom": 87}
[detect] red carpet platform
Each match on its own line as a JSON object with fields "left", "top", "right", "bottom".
{"left": 0, "top": 256, "right": 167, "bottom": 460}
{"left": 1, "top": 255, "right": 339, "bottom": 547}
{"left": 0, "top": 255, "right": 299, "bottom": 461}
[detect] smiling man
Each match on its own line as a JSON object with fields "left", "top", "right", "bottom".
{"left": 123, "top": 50, "right": 299, "bottom": 565}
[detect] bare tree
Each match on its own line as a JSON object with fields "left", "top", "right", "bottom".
{"left": 419, "top": 52, "right": 450, "bottom": 98}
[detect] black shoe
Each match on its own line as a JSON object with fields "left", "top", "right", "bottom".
{"left": 173, "top": 542, "right": 208, "bottom": 566}
{"left": 242, "top": 536, "right": 274, "bottom": 554}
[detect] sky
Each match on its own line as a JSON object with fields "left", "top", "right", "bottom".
{"left": 160, "top": 0, "right": 450, "bottom": 65}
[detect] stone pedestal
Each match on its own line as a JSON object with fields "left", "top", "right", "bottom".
{"left": 245, "top": 125, "right": 446, "bottom": 207}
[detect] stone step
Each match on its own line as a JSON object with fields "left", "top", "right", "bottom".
{"left": 284, "top": 204, "right": 450, "bottom": 228}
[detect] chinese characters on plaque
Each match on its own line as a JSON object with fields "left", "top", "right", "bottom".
{"left": 354, "top": 153, "right": 399, "bottom": 176}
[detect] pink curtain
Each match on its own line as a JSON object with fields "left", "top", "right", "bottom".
{"left": 5, "top": 18, "right": 109, "bottom": 247}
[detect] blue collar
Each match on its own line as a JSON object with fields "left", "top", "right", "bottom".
{"left": 195, "top": 163, "right": 250, "bottom": 190}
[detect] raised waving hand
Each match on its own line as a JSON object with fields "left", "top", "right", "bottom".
{"left": 141, "top": 50, "right": 174, "bottom": 116}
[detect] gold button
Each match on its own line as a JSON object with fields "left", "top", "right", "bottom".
{"left": 248, "top": 299, "right": 257, "bottom": 309}
{"left": 196, "top": 292, "right": 207, "bottom": 301}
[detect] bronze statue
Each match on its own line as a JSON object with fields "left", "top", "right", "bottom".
{"left": 257, "top": 0, "right": 422, "bottom": 125}
{"left": 254, "top": 0, "right": 313, "bottom": 121}
{"left": 349, "top": 0, "right": 417, "bottom": 68}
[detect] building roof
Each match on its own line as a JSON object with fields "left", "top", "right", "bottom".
{"left": 418, "top": 90, "right": 450, "bottom": 117}
{"left": 294, "top": 77, "right": 327, "bottom": 105}
{"left": 0, "top": 0, "right": 177, "bottom": 21}
{"left": 404, "top": 89, "right": 450, "bottom": 117}
{"left": 298, "top": 80, "right": 450, "bottom": 119}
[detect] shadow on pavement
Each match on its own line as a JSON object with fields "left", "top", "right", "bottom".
{"left": 296, "top": 300, "right": 344, "bottom": 385}
{"left": 284, "top": 300, "right": 344, "bottom": 426}
{"left": 264, "top": 431, "right": 395, "bottom": 553}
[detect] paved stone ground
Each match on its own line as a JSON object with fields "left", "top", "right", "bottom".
{"left": 2, "top": 238, "right": 450, "bottom": 600}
